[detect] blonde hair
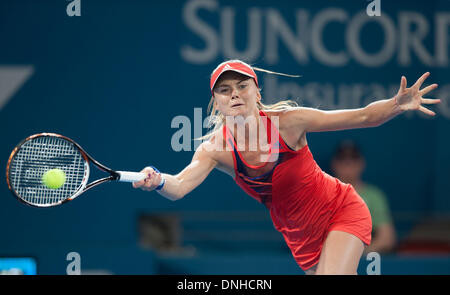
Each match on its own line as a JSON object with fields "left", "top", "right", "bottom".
{"left": 200, "top": 60, "right": 301, "bottom": 141}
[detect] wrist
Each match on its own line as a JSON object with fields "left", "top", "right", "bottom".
{"left": 149, "top": 166, "right": 165, "bottom": 191}
{"left": 155, "top": 177, "right": 165, "bottom": 191}
{"left": 393, "top": 96, "right": 404, "bottom": 114}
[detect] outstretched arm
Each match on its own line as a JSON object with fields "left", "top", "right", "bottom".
{"left": 133, "top": 141, "right": 218, "bottom": 201}
{"left": 289, "top": 72, "right": 440, "bottom": 133}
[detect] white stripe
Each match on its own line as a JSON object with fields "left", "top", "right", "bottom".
{"left": 0, "top": 65, "right": 34, "bottom": 111}
{"left": 211, "top": 69, "right": 255, "bottom": 90}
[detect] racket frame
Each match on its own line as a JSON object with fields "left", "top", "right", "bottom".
{"left": 6, "top": 133, "right": 121, "bottom": 207}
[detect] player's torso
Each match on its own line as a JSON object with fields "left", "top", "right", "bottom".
{"left": 210, "top": 110, "right": 308, "bottom": 178}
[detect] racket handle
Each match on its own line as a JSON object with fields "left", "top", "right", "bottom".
{"left": 116, "top": 171, "right": 165, "bottom": 186}
{"left": 117, "top": 171, "right": 147, "bottom": 182}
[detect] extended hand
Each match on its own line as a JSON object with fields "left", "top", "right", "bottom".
{"left": 132, "top": 166, "right": 163, "bottom": 191}
{"left": 395, "top": 72, "right": 440, "bottom": 116}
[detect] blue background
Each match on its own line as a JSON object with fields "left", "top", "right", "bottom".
{"left": 0, "top": 0, "right": 449, "bottom": 274}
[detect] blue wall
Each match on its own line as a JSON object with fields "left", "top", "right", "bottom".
{"left": 1, "top": 0, "right": 449, "bottom": 274}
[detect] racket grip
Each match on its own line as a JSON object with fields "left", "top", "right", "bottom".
{"left": 117, "top": 171, "right": 147, "bottom": 182}
{"left": 117, "top": 171, "right": 165, "bottom": 186}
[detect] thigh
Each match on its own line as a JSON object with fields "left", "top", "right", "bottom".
{"left": 315, "top": 230, "right": 365, "bottom": 275}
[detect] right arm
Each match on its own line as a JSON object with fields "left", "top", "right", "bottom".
{"left": 132, "top": 141, "right": 218, "bottom": 201}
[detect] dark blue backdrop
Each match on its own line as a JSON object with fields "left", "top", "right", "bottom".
{"left": 1, "top": 0, "right": 449, "bottom": 274}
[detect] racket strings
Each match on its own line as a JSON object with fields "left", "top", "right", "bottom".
{"left": 8, "top": 136, "right": 87, "bottom": 206}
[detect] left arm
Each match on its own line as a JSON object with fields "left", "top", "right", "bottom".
{"left": 288, "top": 72, "right": 440, "bottom": 133}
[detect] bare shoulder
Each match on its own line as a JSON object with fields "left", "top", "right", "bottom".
{"left": 195, "top": 134, "right": 221, "bottom": 159}
{"left": 195, "top": 130, "right": 230, "bottom": 162}
{"left": 195, "top": 129, "right": 235, "bottom": 177}
{"left": 263, "top": 108, "right": 310, "bottom": 150}
{"left": 264, "top": 107, "right": 311, "bottom": 129}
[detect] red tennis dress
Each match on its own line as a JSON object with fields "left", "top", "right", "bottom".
{"left": 224, "top": 110, "right": 372, "bottom": 270}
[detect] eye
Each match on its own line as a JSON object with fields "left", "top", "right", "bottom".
{"left": 238, "top": 83, "right": 247, "bottom": 89}
{"left": 215, "top": 87, "right": 229, "bottom": 94}
{"left": 219, "top": 87, "right": 230, "bottom": 93}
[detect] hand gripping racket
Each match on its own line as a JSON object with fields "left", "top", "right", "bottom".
{"left": 6, "top": 133, "right": 162, "bottom": 207}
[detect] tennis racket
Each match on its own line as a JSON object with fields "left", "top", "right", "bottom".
{"left": 6, "top": 133, "right": 161, "bottom": 207}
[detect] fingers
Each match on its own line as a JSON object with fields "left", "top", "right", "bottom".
{"left": 419, "top": 83, "right": 438, "bottom": 96}
{"left": 419, "top": 105, "right": 436, "bottom": 116}
{"left": 400, "top": 76, "right": 407, "bottom": 91}
{"left": 421, "top": 98, "right": 441, "bottom": 105}
{"left": 398, "top": 73, "right": 440, "bottom": 116}
{"left": 132, "top": 167, "right": 151, "bottom": 188}
{"left": 132, "top": 167, "right": 161, "bottom": 191}
{"left": 413, "top": 72, "right": 430, "bottom": 89}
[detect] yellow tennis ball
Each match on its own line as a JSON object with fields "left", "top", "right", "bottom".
{"left": 42, "top": 169, "right": 66, "bottom": 189}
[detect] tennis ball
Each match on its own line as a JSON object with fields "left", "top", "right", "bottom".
{"left": 42, "top": 168, "right": 66, "bottom": 189}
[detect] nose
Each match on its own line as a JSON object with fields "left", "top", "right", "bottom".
{"left": 231, "top": 86, "right": 239, "bottom": 99}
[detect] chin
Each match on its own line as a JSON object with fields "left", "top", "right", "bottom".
{"left": 225, "top": 108, "right": 245, "bottom": 117}
{"left": 221, "top": 107, "right": 258, "bottom": 120}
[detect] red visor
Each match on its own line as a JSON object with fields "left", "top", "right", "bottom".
{"left": 210, "top": 61, "right": 258, "bottom": 94}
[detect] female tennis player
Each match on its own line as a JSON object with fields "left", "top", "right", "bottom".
{"left": 133, "top": 60, "right": 440, "bottom": 274}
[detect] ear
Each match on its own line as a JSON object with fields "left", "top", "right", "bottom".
{"left": 212, "top": 98, "right": 220, "bottom": 113}
{"left": 256, "top": 88, "right": 262, "bottom": 102}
